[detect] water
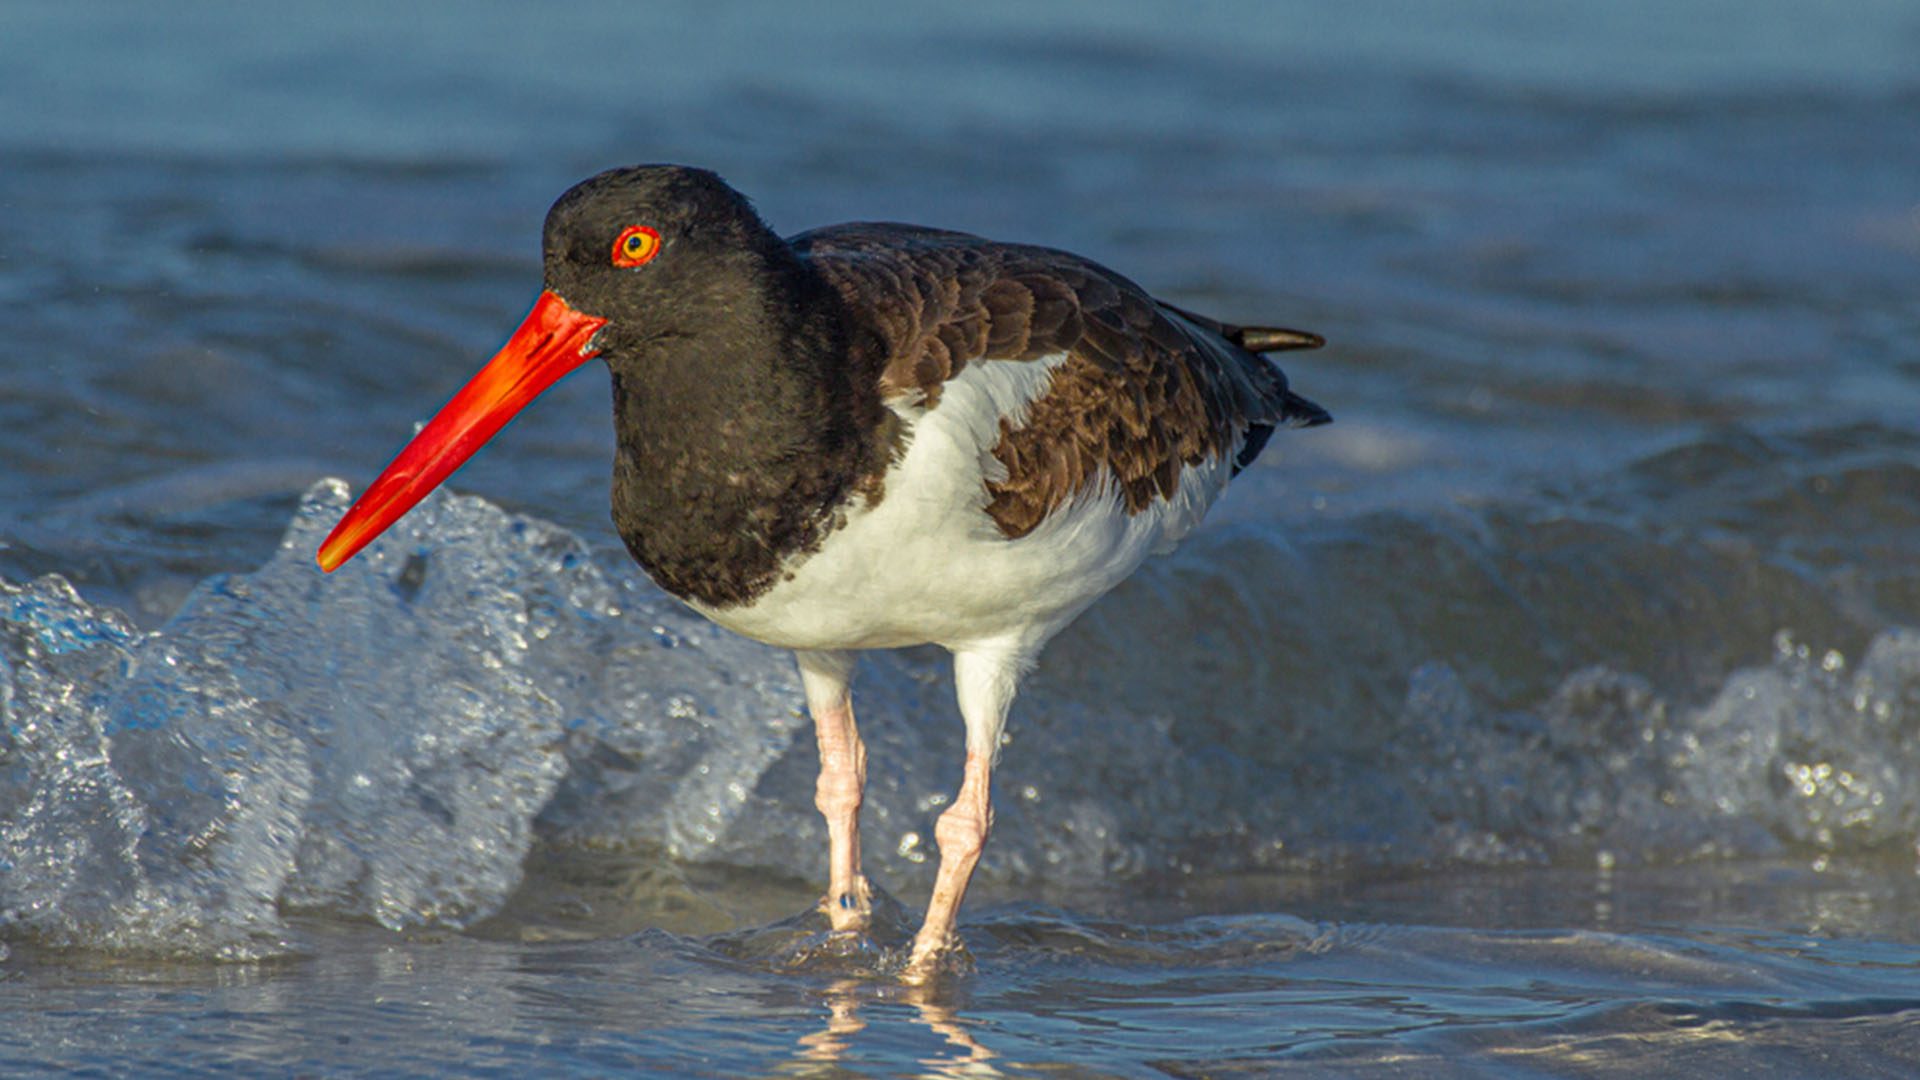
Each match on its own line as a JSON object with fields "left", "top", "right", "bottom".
{"left": 5, "top": 1, "right": 1920, "bottom": 1073}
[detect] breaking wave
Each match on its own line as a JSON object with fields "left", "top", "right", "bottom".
{"left": 6, "top": 476, "right": 1919, "bottom": 957}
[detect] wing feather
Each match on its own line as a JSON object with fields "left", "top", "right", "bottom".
{"left": 791, "top": 224, "right": 1327, "bottom": 537}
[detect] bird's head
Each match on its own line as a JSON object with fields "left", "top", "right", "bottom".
{"left": 316, "top": 164, "right": 776, "bottom": 573}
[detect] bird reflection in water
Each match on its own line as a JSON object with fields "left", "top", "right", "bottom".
{"left": 789, "top": 978, "right": 1001, "bottom": 1078}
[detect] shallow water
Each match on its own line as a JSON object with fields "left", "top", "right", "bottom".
{"left": 6, "top": 0, "right": 1920, "bottom": 1074}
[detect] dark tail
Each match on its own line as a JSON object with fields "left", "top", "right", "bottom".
{"left": 1159, "top": 300, "right": 1333, "bottom": 426}
{"left": 1235, "top": 389, "right": 1331, "bottom": 472}
{"left": 1277, "top": 388, "right": 1331, "bottom": 428}
{"left": 1156, "top": 300, "right": 1331, "bottom": 473}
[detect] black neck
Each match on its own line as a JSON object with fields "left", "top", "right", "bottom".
{"left": 606, "top": 261, "right": 888, "bottom": 608}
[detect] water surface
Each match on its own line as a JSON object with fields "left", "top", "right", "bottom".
{"left": 5, "top": 1, "right": 1920, "bottom": 1074}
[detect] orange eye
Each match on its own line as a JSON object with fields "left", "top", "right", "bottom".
{"left": 611, "top": 225, "right": 661, "bottom": 267}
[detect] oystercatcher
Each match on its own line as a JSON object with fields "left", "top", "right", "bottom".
{"left": 317, "top": 165, "right": 1328, "bottom": 979}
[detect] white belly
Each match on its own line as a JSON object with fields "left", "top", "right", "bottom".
{"left": 689, "top": 354, "right": 1235, "bottom": 653}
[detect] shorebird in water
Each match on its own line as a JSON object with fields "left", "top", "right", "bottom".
{"left": 318, "top": 165, "right": 1328, "bottom": 980}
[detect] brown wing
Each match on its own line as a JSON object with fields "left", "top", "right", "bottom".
{"left": 791, "top": 224, "right": 1326, "bottom": 538}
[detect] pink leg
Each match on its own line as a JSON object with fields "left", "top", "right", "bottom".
{"left": 800, "top": 652, "right": 872, "bottom": 932}
{"left": 903, "top": 751, "right": 993, "bottom": 980}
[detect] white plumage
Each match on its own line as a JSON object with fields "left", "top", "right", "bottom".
{"left": 692, "top": 352, "right": 1239, "bottom": 659}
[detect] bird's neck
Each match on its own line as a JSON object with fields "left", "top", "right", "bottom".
{"left": 607, "top": 264, "right": 890, "bottom": 609}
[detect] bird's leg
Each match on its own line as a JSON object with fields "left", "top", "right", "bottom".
{"left": 798, "top": 650, "right": 872, "bottom": 933}
{"left": 904, "top": 751, "right": 992, "bottom": 977}
{"left": 903, "top": 647, "right": 1024, "bottom": 981}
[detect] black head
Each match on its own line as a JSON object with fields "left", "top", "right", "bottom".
{"left": 317, "top": 164, "right": 841, "bottom": 576}
{"left": 319, "top": 163, "right": 880, "bottom": 584}
{"left": 540, "top": 165, "right": 792, "bottom": 353}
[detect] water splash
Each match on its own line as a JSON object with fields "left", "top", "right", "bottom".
{"left": 8, "top": 481, "right": 1920, "bottom": 958}
{"left": 0, "top": 480, "right": 802, "bottom": 955}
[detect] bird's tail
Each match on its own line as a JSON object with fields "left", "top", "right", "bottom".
{"left": 1156, "top": 300, "right": 1332, "bottom": 474}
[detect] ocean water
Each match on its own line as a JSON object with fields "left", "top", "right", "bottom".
{"left": 5, "top": 1, "right": 1920, "bottom": 1074}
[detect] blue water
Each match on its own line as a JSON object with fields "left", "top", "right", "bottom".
{"left": 6, "top": 1, "right": 1920, "bottom": 1074}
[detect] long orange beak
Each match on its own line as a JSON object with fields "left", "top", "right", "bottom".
{"left": 317, "top": 290, "right": 609, "bottom": 572}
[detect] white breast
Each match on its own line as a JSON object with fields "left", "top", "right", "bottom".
{"left": 690, "top": 353, "right": 1237, "bottom": 654}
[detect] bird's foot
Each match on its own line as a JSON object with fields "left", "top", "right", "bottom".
{"left": 899, "top": 932, "right": 975, "bottom": 985}
{"left": 711, "top": 879, "right": 912, "bottom": 976}
{"left": 818, "top": 873, "right": 875, "bottom": 934}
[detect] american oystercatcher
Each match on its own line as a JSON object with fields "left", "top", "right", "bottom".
{"left": 317, "top": 165, "right": 1328, "bottom": 979}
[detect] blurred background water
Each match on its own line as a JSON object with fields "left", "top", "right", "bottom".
{"left": 5, "top": 1, "right": 1920, "bottom": 1074}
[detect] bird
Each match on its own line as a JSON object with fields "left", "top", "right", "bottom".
{"left": 316, "top": 164, "right": 1329, "bottom": 980}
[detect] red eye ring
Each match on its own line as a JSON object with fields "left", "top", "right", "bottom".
{"left": 611, "top": 225, "right": 661, "bottom": 268}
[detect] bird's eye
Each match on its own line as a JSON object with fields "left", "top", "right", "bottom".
{"left": 611, "top": 225, "right": 662, "bottom": 268}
